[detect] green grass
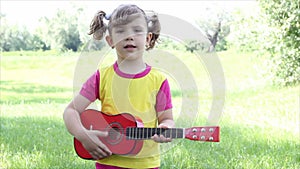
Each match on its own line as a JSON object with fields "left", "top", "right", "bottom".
{"left": 1, "top": 49, "right": 299, "bottom": 168}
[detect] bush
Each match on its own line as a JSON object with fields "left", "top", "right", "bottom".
{"left": 259, "top": 0, "right": 300, "bottom": 85}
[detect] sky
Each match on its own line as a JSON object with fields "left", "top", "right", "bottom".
{"left": 1, "top": 0, "right": 258, "bottom": 31}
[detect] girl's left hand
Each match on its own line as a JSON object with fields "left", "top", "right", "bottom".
{"left": 151, "top": 124, "right": 172, "bottom": 143}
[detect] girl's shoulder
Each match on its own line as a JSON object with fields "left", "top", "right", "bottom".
{"left": 99, "top": 64, "right": 114, "bottom": 74}
{"left": 150, "top": 67, "right": 165, "bottom": 76}
{"left": 148, "top": 66, "right": 167, "bottom": 81}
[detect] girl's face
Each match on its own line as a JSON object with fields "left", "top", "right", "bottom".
{"left": 106, "top": 14, "right": 152, "bottom": 60}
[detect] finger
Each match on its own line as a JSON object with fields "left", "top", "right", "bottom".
{"left": 158, "top": 124, "right": 169, "bottom": 128}
{"left": 152, "top": 134, "right": 165, "bottom": 143}
{"left": 152, "top": 134, "right": 158, "bottom": 138}
{"left": 152, "top": 134, "right": 172, "bottom": 143}
{"left": 90, "top": 150, "right": 101, "bottom": 160}
{"left": 159, "top": 135, "right": 167, "bottom": 142}
{"left": 91, "top": 147, "right": 109, "bottom": 160}
{"left": 163, "top": 137, "right": 172, "bottom": 142}
{"left": 97, "top": 142, "right": 112, "bottom": 156}
{"left": 159, "top": 134, "right": 172, "bottom": 143}
{"left": 91, "top": 130, "right": 109, "bottom": 137}
{"left": 166, "top": 137, "right": 172, "bottom": 142}
{"left": 87, "top": 131, "right": 112, "bottom": 155}
{"left": 85, "top": 130, "right": 107, "bottom": 146}
{"left": 151, "top": 134, "right": 160, "bottom": 142}
{"left": 97, "top": 147, "right": 109, "bottom": 158}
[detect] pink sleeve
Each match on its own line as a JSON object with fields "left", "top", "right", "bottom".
{"left": 155, "top": 79, "right": 173, "bottom": 112}
{"left": 79, "top": 71, "right": 100, "bottom": 102}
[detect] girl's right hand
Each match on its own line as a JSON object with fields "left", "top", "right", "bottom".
{"left": 79, "top": 129, "right": 112, "bottom": 160}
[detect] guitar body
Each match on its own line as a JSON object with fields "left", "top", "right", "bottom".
{"left": 74, "top": 109, "right": 143, "bottom": 159}
{"left": 74, "top": 109, "right": 220, "bottom": 160}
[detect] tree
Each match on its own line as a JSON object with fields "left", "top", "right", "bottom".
{"left": 206, "top": 21, "right": 221, "bottom": 52}
{"left": 38, "top": 7, "right": 83, "bottom": 51}
{"left": 225, "top": 5, "right": 268, "bottom": 53}
{"left": 259, "top": 0, "right": 300, "bottom": 85}
{"left": 0, "top": 14, "right": 48, "bottom": 51}
{"left": 195, "top": 7, "right": 232, "bottom": 52}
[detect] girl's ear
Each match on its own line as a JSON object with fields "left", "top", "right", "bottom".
{"left": 105, "top": 35, "right": 114, "bottom": 48}
{"left": 146, "top": 32, "right": 153, "bottom": 44}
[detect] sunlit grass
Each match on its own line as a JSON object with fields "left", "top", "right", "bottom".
{"left": 0, "top": 112, "right": 94, "bottom": 168}
{"left": 1, "top": 50, "right": 299, "bottom": 168}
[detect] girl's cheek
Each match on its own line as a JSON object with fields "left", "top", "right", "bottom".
{"left": 113, "top": 36, "right": 125, "bottom": 44}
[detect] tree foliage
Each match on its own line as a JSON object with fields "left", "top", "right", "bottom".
{"left": 259, "top": 0, "right": 300, "bottom": 85}
{"left": 0, "top": 14, "right": 49, "bottom": 51}
{"left": 195, "top": 6, "right": 232, "bottom": 52}
{"left": 226, "top": 6, "right": 268, "bottom": 53}
{"left": 38, "top": 7, "right": 83, "bottom": 52}
{"left": 1, "top": 3, "right": 111, "bottom": 52}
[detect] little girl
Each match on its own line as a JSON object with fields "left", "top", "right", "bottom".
{"left": 63, "top": 4, "right": 174, "bottom": 169}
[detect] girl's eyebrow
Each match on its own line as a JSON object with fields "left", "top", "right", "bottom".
{"left": 133, "top": 25, "right": 144, "bottom": 29}
{"left": 114, "top": 24, "right": 145, "bottom": 30}
{"left": 114, "top": 24, "right": 125, "bottom": 29}
{"left": 115, "top": 27, "right": 124, "bottom": 30}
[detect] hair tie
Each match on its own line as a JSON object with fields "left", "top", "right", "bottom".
{"left": 104, "top": 13, "right": 111, "bottom": 20}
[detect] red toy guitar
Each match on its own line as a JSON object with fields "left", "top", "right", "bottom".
{"left": 74, "top": 109, "right": 220, "bottom": 159}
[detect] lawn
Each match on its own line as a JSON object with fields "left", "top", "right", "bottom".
{"left": 0, "top": 49, "right": 299, "bottom": 169}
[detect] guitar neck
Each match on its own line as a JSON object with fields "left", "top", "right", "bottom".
{"left": 126, "top": 126, "right": 220, "bottom": 142}
{"left": 126, "top": 127, "right": 184, "bottom": 140}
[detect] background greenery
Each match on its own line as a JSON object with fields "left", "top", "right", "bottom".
{"left": 1, "top": 0, "right": 299, "bottom": 85}
{"left": 1, "top": 0, "right": 299, "bottom": 168}
{"left": 1, "top": 49, "right": 299, "bottom": 168}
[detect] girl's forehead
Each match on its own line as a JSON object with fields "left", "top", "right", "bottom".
{"left": 110, "top": 13, "right": 147, "bottom": 28}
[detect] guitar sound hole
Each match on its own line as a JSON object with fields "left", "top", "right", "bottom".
{"left": 109, "top": 127, "right": 121, "bottom": 140}
{"left": 105, "top": 123, "right": 123, "bottom": 145}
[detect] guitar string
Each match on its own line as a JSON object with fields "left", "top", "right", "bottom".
{"left": 96, "top": 128, "right": 185, "bottom": 138}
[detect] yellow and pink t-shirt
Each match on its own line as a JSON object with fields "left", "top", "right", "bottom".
{"left": 80, "top": 62, "right": 172, "bottom": 168}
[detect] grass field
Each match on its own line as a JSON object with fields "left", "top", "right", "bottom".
{"left": 1, "top": 49, "right": 299, "bottom": 169}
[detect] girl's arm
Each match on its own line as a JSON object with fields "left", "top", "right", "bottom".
{"left": 152, "top": 78, "right": 175, "bottom": 143}
{"left": 152, "top": 108, "right": 175, "bottom": 143}
{"left": 63, "top": 94, "right": 91, "bottom": 137}
{"left": 63, "top": 94, "right": 112, "bottom": 159}
{"left": 157, "top": 108, "right": 175, "bottom": 128}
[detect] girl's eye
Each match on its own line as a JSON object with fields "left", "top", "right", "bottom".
{"left": 135, "top": 29, "right": 142, "bottom": 33}
{"left": 116, "top": 30, "right": 124, "bottom": 33}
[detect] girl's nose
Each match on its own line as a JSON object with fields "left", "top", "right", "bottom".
{"left": 125, "top": 36, "right": 134, "bottom": 41}
{"left": 125, "top": 31, "right": 135, "bottom": 41}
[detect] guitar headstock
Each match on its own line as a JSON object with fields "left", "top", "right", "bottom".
{"left": 185, "top": 126, "right": 220, "bottom": 142}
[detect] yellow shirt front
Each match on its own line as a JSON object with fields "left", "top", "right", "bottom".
{"left": 97, "top": 63, "right": 168, "bottom": 168}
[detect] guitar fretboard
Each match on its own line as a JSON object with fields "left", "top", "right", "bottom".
{"left": 126, "top": 127, "right": 184, "bottom": 140}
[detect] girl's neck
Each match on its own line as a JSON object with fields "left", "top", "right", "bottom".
{"left": 116, "top": 58, "right": 146, "bottom": 74}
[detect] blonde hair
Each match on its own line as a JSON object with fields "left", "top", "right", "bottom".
{"left": 88, "top": 4, "right": 161, "bottom": 50}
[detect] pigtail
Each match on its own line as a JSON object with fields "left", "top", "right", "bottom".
{"left": 88, "top": 11, "right": 107, "bottom": 40}
{"left": 146, "top": 14, "right": 161, "bottom": 50}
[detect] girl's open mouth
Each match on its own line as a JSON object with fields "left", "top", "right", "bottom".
{"left": 124, "top": 45, "right": 137, "bottom": 49}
